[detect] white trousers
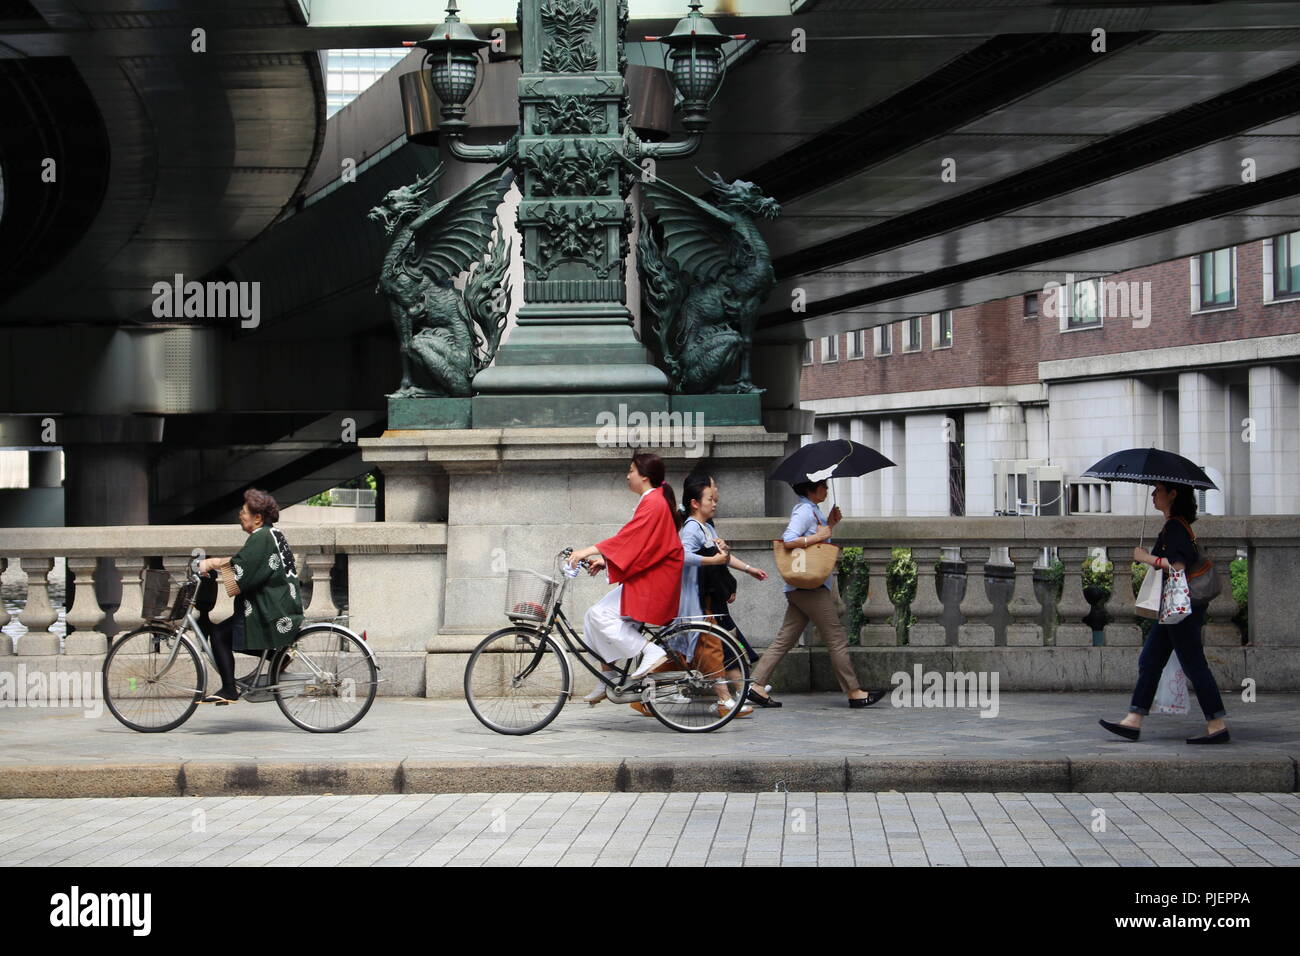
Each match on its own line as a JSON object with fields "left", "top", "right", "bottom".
{"left": 582, "top": 586, "right": 650, "bottom": 664}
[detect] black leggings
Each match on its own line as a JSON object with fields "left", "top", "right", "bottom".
{"left": 209, "top": 614, "right": 245, "bottom": 693}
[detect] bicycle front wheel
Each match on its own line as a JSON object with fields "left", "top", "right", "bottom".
{"left": 272, "top": 625, "right": 378, "bottom": 733}
{"left": 102, "top": 627, "right": 204, "bottom": 732}
{"left": 644, "top": 624, "right": 749, "bottom": 733}
{"left": 464, "top": 627, "right": 571, "bottom": 735}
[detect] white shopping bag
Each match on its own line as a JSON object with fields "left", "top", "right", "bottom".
{"left": 1135, "top": 567, "right": 1163, "bottom": 620}
{"left": 1152, "top": 651, "right": 1191, "bottom": 715}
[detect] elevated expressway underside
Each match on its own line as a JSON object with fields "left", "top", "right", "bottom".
{"left": 3, "top": 1, "right": 1300, "bottom": 522}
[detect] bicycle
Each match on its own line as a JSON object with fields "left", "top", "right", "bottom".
{"left": 102, "top": 567, "right": 380, "bottom": 733}
{"left": 464, "top": 549, "right": 752, "bottom": 735}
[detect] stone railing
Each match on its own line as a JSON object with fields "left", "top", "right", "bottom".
{"left": 708, "top": 515, "right": 1296, "bottom": 650}
{"left": 0, "top": 524, "right": 444, "bottom": 679}
{"left": 1, "top": 515, "right": 1295, "bottom": 694}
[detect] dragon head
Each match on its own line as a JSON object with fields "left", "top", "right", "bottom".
{"left": 367, "top": 165, "right": 444, "bottom": 235}
{"left": 698, "top": 170, "right": 781, "bottom": 221}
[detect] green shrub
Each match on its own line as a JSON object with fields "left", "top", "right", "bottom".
{"left": 888, "top": 547, "right": 917, "bottom": 642}
{"left": 837, "top": 547, "right": 868, "bottom": 645}
{"left": 305, "top": 490, "right": 332, "bottom": 507}
{"left": 1231, "top": 557, "right": 1248, "bottom": 640}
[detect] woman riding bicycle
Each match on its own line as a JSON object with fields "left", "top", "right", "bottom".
{"left": 196, "top": 488, "right": 304, "bottom": 704}
{"left": 566, "top": 452, "right": 683, "bottom": 699}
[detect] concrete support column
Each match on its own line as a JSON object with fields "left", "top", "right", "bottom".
{"left": 17, "top": 557, "right": 60, "bottom": 655}
{"left": 878, "top": 418, "right": 905, "bottom": 516}
{"left": 752, "top": 341, "right": 811, "bottom": 517}
{"left": 1247, "top": 365, "right": 1300, "bottom": 514}
{"left": 27, "top": 451, "right": 62, "bottom": 488}
{"left": 64, "top": 557, "right": 108, "bottom": 655}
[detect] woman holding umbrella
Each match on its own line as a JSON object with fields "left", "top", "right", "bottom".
{"left": 1087, "top": 449, "right": 1229, "bottom": 744}
{"left": 748, "top": 439, "right": 893, "bottom": 709}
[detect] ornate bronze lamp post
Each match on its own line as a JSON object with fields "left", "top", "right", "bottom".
{"left": 375, "top": 0, "right": 770, "bottom": 427}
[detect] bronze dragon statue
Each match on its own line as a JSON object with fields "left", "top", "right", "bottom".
{"left": 637, "top": 170, "right": 781, "bottom": 394}
{"left": 368, "top": 163, "right": 514, "bottom": 397}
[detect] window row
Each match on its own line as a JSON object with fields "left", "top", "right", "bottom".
{"left": 1021, "top": 233, "right": 1300, "bottom": 332}
{"left": 805, "top": 312, "right": 952, "bottom": 364}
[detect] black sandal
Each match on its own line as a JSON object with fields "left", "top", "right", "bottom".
{"left": 849, "top": 689, "right": 887, "bottom": 708}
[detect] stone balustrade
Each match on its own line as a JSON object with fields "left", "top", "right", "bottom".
{"left": 0, "top": 514, "right": 1295, "bottom": 695}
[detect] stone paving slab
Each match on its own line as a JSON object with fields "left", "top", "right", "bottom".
{"left": 0, "top": 791, "right": 1296, "bottom": 867}
{"left": 0, "top": 693, "right": 1296, "bottom": 797}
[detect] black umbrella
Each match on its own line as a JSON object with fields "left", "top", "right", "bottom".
{"left": 769, "top": 439, "right": 896, "bottom": 489}
{"left": 1081, "top": 448, "right": 1218, "bottom": 490}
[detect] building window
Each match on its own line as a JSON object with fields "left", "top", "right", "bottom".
{"left": 1196, "top": 247, "right": 1235, "bottom": 310}
{"left": 1274, "top": 232, "right": 1300, "bottom": 300}
{"left": 1024, "top": 293, "right": 1039, "bottom": 317}
{"left": 822, "top": 335, "right": 838, "bottom": 363}
{"left": 802, "top": 341, "right": 812, "bottom": 366}
{"left": 875, "top": 325, "right": 892, "bottom": 356}
{"left": 325, "top": 49, "right": 411, "bottom": 117}
{"left": 932, "top": 311, "right": 953, "bottom": 349}
{"left": 903, "top": 316, "right": 922, "bottom": 352}
{"left": 848, "top": 329, "right": 865, "bottom": 359}
{"left": 1064, "top": 278, "right": 1102, "bottom": 330}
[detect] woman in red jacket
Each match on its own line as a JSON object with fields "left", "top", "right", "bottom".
{"left": 567, "top": 452, "right": 684, "bottom": 695}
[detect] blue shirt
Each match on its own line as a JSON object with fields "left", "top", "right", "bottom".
{"left": 668, "top": 517, "right": 713, "bottom": 660}
{"left": 782, "top": 496, "right": 832, "bottom": 593}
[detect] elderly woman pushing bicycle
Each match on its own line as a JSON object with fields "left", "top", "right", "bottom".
{"left": 196, "top": 488, "right": 304, "bottom": 704}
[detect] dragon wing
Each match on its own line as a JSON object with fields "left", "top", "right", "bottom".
{"left": 640, "top": 174, "right": 734, "bottom": 284}
{"left": 408, "top": 161, "right": 515, "bottom": 283}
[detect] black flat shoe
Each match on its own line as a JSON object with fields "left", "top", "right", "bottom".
{"left": 1187, "top": 729, "right": 1230, "bottom": 745}
{"left": 1099, "top": 718, "right": 1140, "bottom": 741}
{"left": 746, "top": 690, "right": 782, "bottom": 708}
{"left": 849, "top": 689, "right": 887, "bottom": 708}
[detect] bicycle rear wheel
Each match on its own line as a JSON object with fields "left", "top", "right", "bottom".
{"left": 272, "top": 625, "right": 378, "bottom": 733}
{"left": 464, "top": 627, "right": 571, "bottom": 735}
{"left": 102, "top": 627, "right": 204, "bottom": 732}
{"left": 643, "top": 624, "right": 749, "bottom": 733}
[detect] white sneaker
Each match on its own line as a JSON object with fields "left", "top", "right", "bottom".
{"left": 629, "top": 642, "right": 667, "bottom": 679}
{"left": 717, "top": 697, "right": 753, "bottom": 719}
{"left": 583, "top": 684, "right": 608, "bottom": 704}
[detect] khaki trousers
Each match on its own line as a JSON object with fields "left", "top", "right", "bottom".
{"left": 751, "top": 587, "right": 860, "bottom": 695}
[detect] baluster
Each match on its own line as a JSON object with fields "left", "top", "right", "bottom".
{"left": 907, "top": 547, "right": 946, "bottom": 645}
{"left": 957, "top": 547, "right": 995, "bottom": 645}
{"left": 1005, "top": 546, "right": 1044, "bottom": 645}
{"left": 0, "top": 557, "right": 11, "bottom": 655}
{"left": 303, "top": 553, "right": 339, "bottom": 621}
{"left": 1102, "top": 547, "right": 1141, "bottom": 646}
{"left": 113, "top": 556, "right": 147, "bottom": 636}
{"left": 17, "top": 557, "right": 60, "bottom": 655}
{"left": 859, "top": 547, "right": 897, "bottom": 645}
{"left": 1054, "top": 546, "right": 1093, "bottom": 645}
{"left": 64, "top": 557, "right": 108, "bottom": 655}
{"left": 1202, "top": 544, "right": 1242, "bottom": 646}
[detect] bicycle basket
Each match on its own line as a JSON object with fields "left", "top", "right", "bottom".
{"left": 504, "top": 568, "right": 558, "bottom": 623}
{"left": 140, "top": 569, "right": 173, "bottom": 621}
{"left": 167, "top": 577, "right": 199, "bottom": 621}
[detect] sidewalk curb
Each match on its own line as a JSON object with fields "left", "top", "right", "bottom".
{"left": 1, "top": 755, "right": 1296, "bottom": 798}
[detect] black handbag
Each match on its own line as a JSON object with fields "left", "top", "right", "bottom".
{"left": 695, "top": 519, "right": 737, "bottom": 608}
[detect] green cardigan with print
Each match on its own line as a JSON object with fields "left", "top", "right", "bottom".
{"left": 219, "top": 525, "right": 304, "bottom": 650}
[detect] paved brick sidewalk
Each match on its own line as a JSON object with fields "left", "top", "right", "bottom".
{"left": 2, "top": 693, "right": 1297, "bottom": 796}
{"left": 3, "top": 692, "right": 1298, "bottom": 763}
{"left": 1, "top": 791, "right": 1297, "bottom": 867}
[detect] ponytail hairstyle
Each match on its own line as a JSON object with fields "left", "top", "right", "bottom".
{"left": 631, "top": 451, "right": 681, "bottom": 530}
{"left": 681, "top": 473, "right": 712, "bottom": 525}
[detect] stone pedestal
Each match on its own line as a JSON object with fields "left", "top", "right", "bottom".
{"left": 388, "top": 396, "right": 472, "bottom": 430}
